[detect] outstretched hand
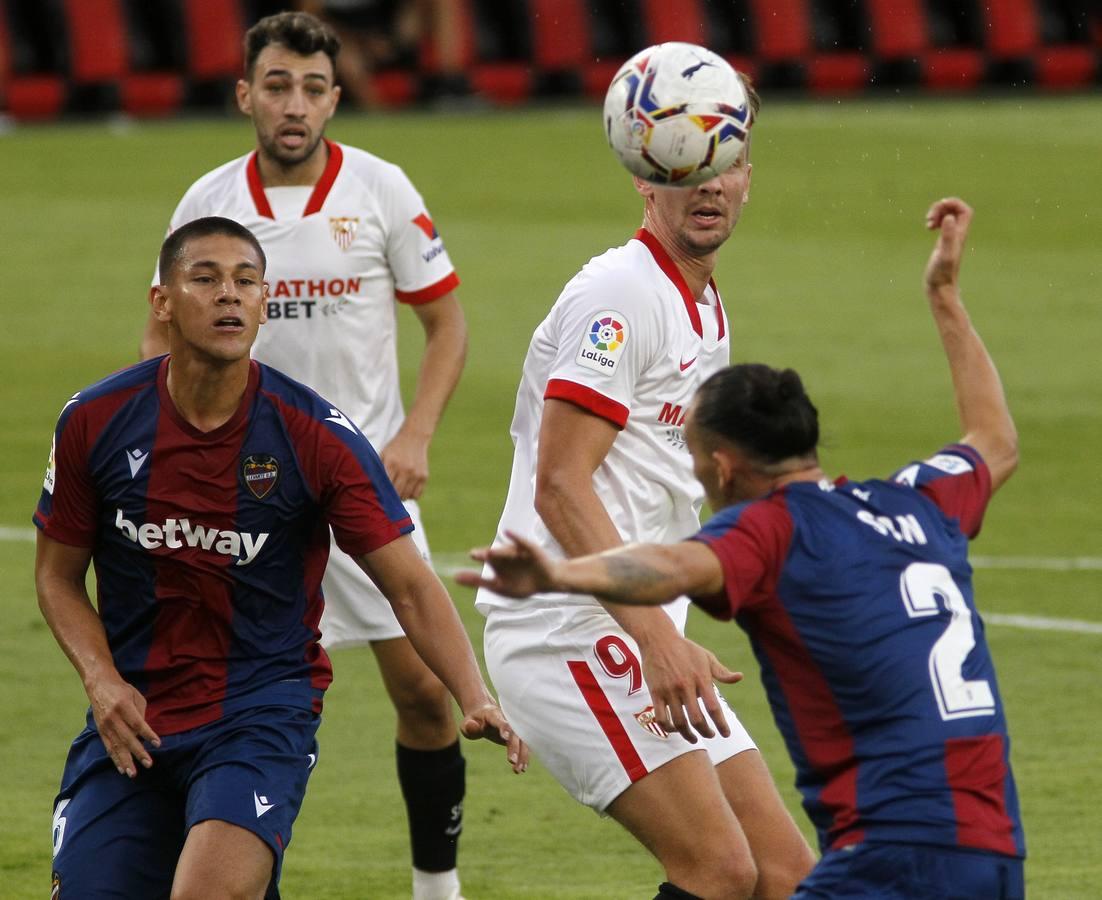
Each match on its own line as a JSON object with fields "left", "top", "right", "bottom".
{"left": 455, "top": 532, "right": 558, "bottom": 598}
{"left": 460, "top": 702, "right": 529, "bottom": 774}
{"left": 924, "top": 197, "right": 973, "bottom": 293}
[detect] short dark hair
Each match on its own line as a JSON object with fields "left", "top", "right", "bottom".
{"left": 244, "top": 11, "right": 340, "bottom": 80}
{"left": 693, "top": 364, "right": 819, "bottom": 464}
{"left": 158, "top": 217, "right": 267, "bottom": 282}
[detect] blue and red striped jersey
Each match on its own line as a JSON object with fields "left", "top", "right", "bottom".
{"left": 35, "top": 356, "right": 413, "bottom": 735}
{"left": 692, "top": 443, "right": 1024, "bottom": 858}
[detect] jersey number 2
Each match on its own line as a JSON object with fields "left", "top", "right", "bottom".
{"left": 900, "top": 562, "right": 996, "bottom": 720}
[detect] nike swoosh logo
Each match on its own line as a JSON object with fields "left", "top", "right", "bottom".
{"left": 679, "top": 357, "right": 697, "bottom": 371}
{"left": 127, "top": 449, "right": 149, "bottom": 477}
{"left": 444, "top": 823, "right": 463, "bottom": 836}
{"left": 254, "top": 791, "right": 276, "bottom": 818}
{"left": 306, "top": 753, "right": 317, "bottom": 769}
{"left": 324, "top": 408, "right": 358, "bottom": 434}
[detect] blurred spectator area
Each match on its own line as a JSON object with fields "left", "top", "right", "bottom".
{"left": 1, "top": 0, "right": 1099, "bottom": 119}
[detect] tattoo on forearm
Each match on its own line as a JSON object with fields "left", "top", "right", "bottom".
{"left": 601, "top": 556, "right": 673, "bottom": 599}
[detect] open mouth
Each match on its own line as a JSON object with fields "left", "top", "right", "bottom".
{"left": 691, "top": 207, "right": 723, "bottom": 225}
{"left": 278, "top": 125, "right": 308, "bottom": 148}
{"left": 214, "top": 315, "right": 244, "bottom": 331}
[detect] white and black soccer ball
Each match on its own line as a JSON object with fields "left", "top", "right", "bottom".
{"left": 603, "top": 43, "right": 751, "bottom": 187}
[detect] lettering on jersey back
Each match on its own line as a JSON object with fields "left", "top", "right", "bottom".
{"left": 856, "top": 510, "right": 928, "bottom": 545}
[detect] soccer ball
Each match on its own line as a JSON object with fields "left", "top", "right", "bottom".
{"left": 603, "top": 43, "right": 751, "bottom": 187}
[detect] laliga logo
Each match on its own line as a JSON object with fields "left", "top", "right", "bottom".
{"left": 589, "top": 316, "right": 625, "bottom": 351}
{"left": 114, "top": 509, "right": 269, "bottom": 566}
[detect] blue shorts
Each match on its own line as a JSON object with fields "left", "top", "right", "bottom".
{"left": 792, "top": 841, "right": 1025, "bottom": 899}
{"left": 50, "top": 705, "right": 320, "bottom": 900}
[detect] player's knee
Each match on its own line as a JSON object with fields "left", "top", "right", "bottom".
{"left": 752, "top": 844, "right": 816, "bottom": 898}
{"left": 390, "top": 671, "right": 454, "bottom": 732}
{"left": 668, "top": 850, "right": 757, "bottom": 900}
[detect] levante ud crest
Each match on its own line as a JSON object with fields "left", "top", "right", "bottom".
{"left": 242, "top": 454, "right": 279, "bottom": 499}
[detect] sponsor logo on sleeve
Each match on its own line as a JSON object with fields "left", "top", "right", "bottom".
{"left": 412, "top": 212, "right": 439, "bottom": 240}
{"left": 242, "top": 454, "right": 280, "bottom": 500}
{"left": 576, "top": 311, "right": 628, "bottom": 375}
{"left": 43, "top": 436, "right": 56, "bottom": 495}
{"left": 924, "top": 453, "right": 974, "bottom": 475}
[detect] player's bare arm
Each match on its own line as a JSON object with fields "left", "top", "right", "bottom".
{"left": 381, "top": 291, "right": 468, "bottom": 500}
{"left": 35, "top": 534, "right": 160, "bottom": 777}
{"left": 462, "top": 532, "right": 726, "bottom": 608}
{"left": 923, "top": 198, "right": 1018, "bottom": 492}
{"left": 535, "top": 399, "right": 739, "bottom": 743}
{"left": 355, "top": 535, "right": 528, "bottom": 773}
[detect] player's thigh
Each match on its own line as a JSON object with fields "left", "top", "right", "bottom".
{"left": 319, "top": 500, "right": 431, "bottom": 648}
{"left": 173, "top": 819, "right": 275, "bottom": 900}
{"left": 792, "top": 842, "right": 1023, "bottom": 900}
{"left": 607, "top": 749, "right": 750, "bottom": 863}
{"left": 182, "top": 706, "right": 321, "bottom": 887}
{"left": 715, "top": 748, "right": 816, "bottom": 874}
{"left": 484, "top": 604, "right": 755, "bottom": 813}
{"left": 51, "top": 727, "right": 184, "bottom": 899}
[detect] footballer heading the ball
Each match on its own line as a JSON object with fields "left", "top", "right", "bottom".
{"left": 604, "top": 42, "right": 751, "bottom": 187}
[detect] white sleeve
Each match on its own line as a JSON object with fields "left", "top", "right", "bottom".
{"left": 542, "top": 266, "right": 660, "bottom": 428}
{"left": 379, "top": 167, "right": 458, "bottom": 304}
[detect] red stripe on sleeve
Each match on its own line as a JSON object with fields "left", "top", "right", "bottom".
{"left": 544, "top": 379, "right": 629, "bottom": 428}
{"left": 568, "top": 660, "right": 648, "bottom": 783}
{"left": 395, "top": 271, "right": 460, "bottom": 305}
{"left": 944, "top": 734, "right": 1018, "bottom": 855}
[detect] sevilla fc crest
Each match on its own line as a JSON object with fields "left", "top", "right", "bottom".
{"left": 329, "top": 216, "right": 359, "bottom": 251}
{"left": 242, "top": 454, "right": 279, "bottom": 499}
{"left": 635, "top": 705, "right": 669, "bottom": 739}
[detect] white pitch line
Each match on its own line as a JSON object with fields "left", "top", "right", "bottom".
{"left": 3, "top": 532, "right": 1098, "bottom": 635}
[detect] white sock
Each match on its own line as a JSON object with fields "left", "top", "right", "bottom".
{"left": 412, "top": 867, "right": 463, "bottom": 900}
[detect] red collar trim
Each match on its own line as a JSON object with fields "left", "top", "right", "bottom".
{"left": 245, "top": 140, "right": 343, "bottom": 220}
{"left": 633, "top": 228, "right": 724, "bottom": 339}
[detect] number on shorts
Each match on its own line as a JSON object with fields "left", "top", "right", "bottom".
{"left": 899, "top": 562, "right": 996, "bottom": 720}
{"left": 594, "top": 635, "right": 642, "bottom": 695}
{"left": 52, "top": 797, "right": 70, "bottom": 858}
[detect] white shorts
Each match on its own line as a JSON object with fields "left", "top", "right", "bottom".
{"left": 483, "top": 602, "right": 756, "bottom": 813}
{"left": 319, "top": 499, "right": 431, "bottom": 649}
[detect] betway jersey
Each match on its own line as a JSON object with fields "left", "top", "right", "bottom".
{"left": 160, "top": 140, "right": 459, "bottom": 448}
{"left": 34, "top": 357, "right": 413, "bottom": 736}
{"left": 692, "top": 444, "right": 1025, "bottom": 858}
{"left": 476, "top": 228, "right": 730, "bottom": 619}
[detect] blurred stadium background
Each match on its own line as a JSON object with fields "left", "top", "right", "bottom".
{"left": 2, "top": 1, "right": 1100, "bottom": 898}
{"left": 1, "top": 0, "right": 1100, "bottom": 119}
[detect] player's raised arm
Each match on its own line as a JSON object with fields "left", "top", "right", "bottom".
{"left": 923, "top": 198, "right": 1018, "bottom": 492}
{"left": 354, "top": 536, "right": 527, "bottom": 773}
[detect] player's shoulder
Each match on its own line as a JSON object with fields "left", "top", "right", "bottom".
{"left": 255, "top": 361, "right": 354, "bottom": 426}
{"left": 180, "top": 153, "right": 251, "bottom": 198}
{"left": 333, "top": 142, "right": 415, "bottom": 192}
{"left": 54, "top": 358, "right": 162, "bottom": 431}
{"left": 558, "top": 237, "right": 663, "bottom": 313}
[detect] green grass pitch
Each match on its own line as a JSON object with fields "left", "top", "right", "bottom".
{"left": 1, "top": 93, "right": 1100, "bottom": 897}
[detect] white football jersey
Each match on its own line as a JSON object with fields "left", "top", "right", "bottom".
{"left": 159, "top": 140, "right": 459, "bottom": 448}
{"left": 475, "top": 229, "right": 730, "bottom": 618}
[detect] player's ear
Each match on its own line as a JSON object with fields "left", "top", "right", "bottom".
{"left": 259, "top": 283, "right": 270, "bottom": 325}
{"left": 235, "top": 79, "right": 252, "bottom": 116}
{"left": 633, "top": 175, "right": 655, "bottom": 201}
{"left": 150, "top": 285, "right": 171, "bottom": 323}
{"left": 329, "top": 83, "right": 341, "bottom": 118}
